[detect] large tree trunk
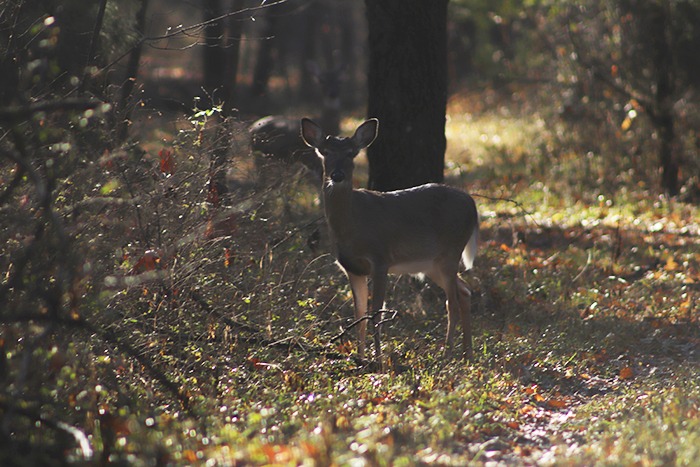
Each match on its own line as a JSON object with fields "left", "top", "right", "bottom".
{"left": 365, "top": 0, "right": 448, "bottom": 191}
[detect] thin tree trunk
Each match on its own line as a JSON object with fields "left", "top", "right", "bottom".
{"left": 116, "top": 0, "right": 149, "bottom": 143}
{"left": 221, "top": 0, "right": 246, "bottom": 117}
{"left": 79, "top": 0, "right": 108, "bottom": 93}
{"left": 251, "top": 6, "right": 278, "bottom": 97}
{"left": 203, "top": 0, "right": 226, "bottom": 105}
{"left": 649, "top": 3, "right": 679, "bottom": 196}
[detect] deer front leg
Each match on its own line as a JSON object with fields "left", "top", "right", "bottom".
{"left": 347, "top": 272, "right": 368, "bottom": 360}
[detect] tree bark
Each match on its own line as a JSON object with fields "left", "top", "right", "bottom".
{"left": 365, "top": 0, "right": 448, "bottom": 191}
{"left": 203, "top": 0, "right": 226, "bottom": 103}
{"left": 116, "top": 0, "right": 149, "bottom": 143}
{"left": 648, "top": 2, "right": 679, "bottom": 196}
{"left": 221, "top": 0, "right": 246, "bottom": 117}
{"left": 251, "top": 5, "right": 279, "bottom": 97}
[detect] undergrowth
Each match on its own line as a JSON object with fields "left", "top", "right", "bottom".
{"left": 1, "top": 89, "right": 698, "bottom": 465}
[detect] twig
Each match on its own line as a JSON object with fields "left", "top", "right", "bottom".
{"left": 271, "top": 215, "right": 324, "bottom": 250}
{"left": 84, "top": 0, "right": 290, "bottom": 86}
{"left": 330, "top": 308, "right": 397, "bottom": 343}
{"left": 565, "top": 10, "right": 655, "bottom": 116}
{"left": 0, "top": 399, "right": 93, "bottom": 460}
{"left": 571, "top": 249, "right": 592, "bottom": 284}
{"left": 471, "top": 192, "right": 542, "bottom": 228}
{"left": 291, "top": 252, "right": 333, "bottom": 296}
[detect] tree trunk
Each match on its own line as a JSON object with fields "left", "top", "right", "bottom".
{"left": 648, "top": 2, "right": 679, "bottom": 196}
{"left": 251, "top": 6, "right": 279, "bottom": 97}
{"left": 78, "top": 0, "right": 108, "bottom": 93}
{"left": 116, "top": 0, "right": 149, "bottom": 143}
{"left": 221, "top": 0, "right": 246, "bottom": 116}
{"left": 203, "top": 0, "right": 226, "bottom": 104}
{"left": 365, "top": 0, "right": 448, "bottom": 191}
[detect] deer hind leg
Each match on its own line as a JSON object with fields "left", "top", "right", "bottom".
{"left": 457, "top": 276, "right": 473, "bottom": 359}
{"left": 348, "top": 272, "right": 368, "bottom": 360}
{"left": 444, "top": 277, "right": 462, "bottom": 357}
{"left": 427, "top": 267, "right": 461, "bottom": 358}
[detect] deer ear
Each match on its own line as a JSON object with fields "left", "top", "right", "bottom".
{"left": 352, "top": 118, "right": 378, "bottom": 149}
{"left": 301, "top": 118, "right": 325, "bottom": 148}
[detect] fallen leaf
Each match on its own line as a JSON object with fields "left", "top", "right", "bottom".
{"left": 665, "top": 256, "right": 679, "bottom": 271}
{"left": 619, "top": 366, "right": 635, "bottom": 380}
{"left": 546, "top": 398, "right": 568, "bottom": 409}
{"left": 620, "top": 116, "right": 632, "bottom": 131}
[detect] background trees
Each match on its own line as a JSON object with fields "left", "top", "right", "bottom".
{"left": 1, "top": 0, "right": 699, "bottom": 463}
{"left": 565, "top": 0, "right": 700, "bottom": 196}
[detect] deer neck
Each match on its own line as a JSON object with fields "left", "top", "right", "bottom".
{"left": 323, "top": 181, "right": 355, "bottom": 241}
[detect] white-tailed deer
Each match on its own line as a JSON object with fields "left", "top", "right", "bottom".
{"left": 300, "top": 118, "right": 479, "bottom": 362}
{"left": 249, "top": 62, "right": 343, "bottom": 181}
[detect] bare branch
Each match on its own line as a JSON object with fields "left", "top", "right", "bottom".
{"left": 565, "top": 13, "right": 655, "bottom": 115}
{"left": 0, "top": 98, "right": 106, "bottom": 124}
{"left": 330, "top": 308, "right": 397, "bottom": 343}
{"left": 142, "top": 0, "right": 288, "bottom": 43}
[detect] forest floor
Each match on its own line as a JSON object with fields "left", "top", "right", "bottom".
{"left": 121, "top": 87, "right": 699, "bottom": 464}
{"left": 4, "top": 87, "right": 699, "bottom": 465}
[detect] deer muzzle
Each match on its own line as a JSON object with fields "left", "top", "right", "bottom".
{"left": 330, "top": 169, "right": 346, "bottom": 183}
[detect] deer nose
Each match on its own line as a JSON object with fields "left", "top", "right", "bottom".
{"left": 330, "top": 169, "right": 345, "bottom": 183}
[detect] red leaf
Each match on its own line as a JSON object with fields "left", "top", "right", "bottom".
{"left": 204, "top": 213, "right": 238, "bottom": 239}
{"left": 130, "top": 250, "right": 161, "bottom": 275}
{"left": 224, "top": 248, "right": 232, "bottom": 268}
{"left": 207, "top": 182, "right": 220, "bottom": 207}
{"left": 247, "top": 357, "right": 268, "bottom": 370}
{"left": 159, "top": 149, "right": 175, "bottom": 174}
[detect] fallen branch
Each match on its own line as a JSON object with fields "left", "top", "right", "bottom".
{"left": 0, "top": 398, "right": 93, "bottom": 461}
{"left": 0, "top": 98, "right": 106, "bottom": 123}
{"left": 330, "top": 308, "right": 398, "bottom": 343}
